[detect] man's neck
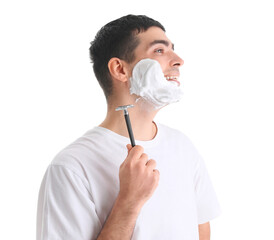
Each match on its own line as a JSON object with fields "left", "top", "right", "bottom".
{"left": 99, "top": 103, "right": 159, "bottom": 141}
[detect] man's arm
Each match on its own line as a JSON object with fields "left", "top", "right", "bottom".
{"left": 97, "top": 145, "right": 160, "bottom": 240}
{"left": 96, "top": 195, "right": 141, "bottom": 240}
{"left": 198, "top": 222, "right": 210, "bottom": 240}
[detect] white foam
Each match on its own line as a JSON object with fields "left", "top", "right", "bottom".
{"left": 129, "top": 58, "right": 183, "bottom": 109}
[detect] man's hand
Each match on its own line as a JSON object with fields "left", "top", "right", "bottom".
{"left": 118, "top": 144, "right": 160, "bottom": 211}
{"left": 97, "top": 145, "right": 159, "bottom": 240}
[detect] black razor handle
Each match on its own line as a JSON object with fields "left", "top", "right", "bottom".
{"left": 124, "top": 113, "right": 136, "bottom": 147}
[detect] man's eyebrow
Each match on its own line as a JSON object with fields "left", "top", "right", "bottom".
{"left": 148, "top": 40, "right": 175, "bottom": 50}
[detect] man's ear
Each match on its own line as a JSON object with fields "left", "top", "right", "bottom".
{"left": 108, "top": 57, "right": 130, "bottom": 83}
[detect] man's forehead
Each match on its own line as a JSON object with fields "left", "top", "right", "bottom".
{"left": 148, "top": 39, "right": 175, "bottom": 50}
{"left": 136, "top": 27, "right": 174, "bottom": 50}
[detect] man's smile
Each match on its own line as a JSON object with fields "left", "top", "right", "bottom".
{"left": 164, "top": 75, "right": 180, "bottom": 86}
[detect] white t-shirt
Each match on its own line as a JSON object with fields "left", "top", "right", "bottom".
{"left": 37, "top": 123, "right": 221, "bottom": 240}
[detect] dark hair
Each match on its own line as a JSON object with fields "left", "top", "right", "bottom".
{"left": 89, "top": 14, "right": 165, "bottom": 99}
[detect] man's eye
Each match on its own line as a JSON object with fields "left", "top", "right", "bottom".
{"left": 155, "top": 49, "right": 164, "bottom": 53}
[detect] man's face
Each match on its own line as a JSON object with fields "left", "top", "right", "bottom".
{"left": 129, "top": 26, "right": 184, "bottom": 86}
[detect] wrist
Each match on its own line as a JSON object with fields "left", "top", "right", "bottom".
{"left": 115, "top": 194, "right": 143, "bottom": 216}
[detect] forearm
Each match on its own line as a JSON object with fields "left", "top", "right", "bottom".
{"left": 97, "top": 195, "right": 141, "bottom": 240}
{"left": 198, "top": 222, "right": 210, "bottom": 240}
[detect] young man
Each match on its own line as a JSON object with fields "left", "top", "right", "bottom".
{"left": 37, "top": 15, "right": 221, "bottom": 240}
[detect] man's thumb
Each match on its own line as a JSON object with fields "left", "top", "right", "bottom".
{"left": 126, "top": 144, "right": 133, "bottom": 154}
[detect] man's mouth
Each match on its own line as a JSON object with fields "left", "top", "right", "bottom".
{"left": 164, "top": 75, "right": 180, "bottom": 86}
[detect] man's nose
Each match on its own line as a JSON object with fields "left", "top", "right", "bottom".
{"left": 170, "top": 52, "right": 184, "bottom": 67}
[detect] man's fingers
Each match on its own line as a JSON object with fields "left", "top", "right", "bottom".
{"left": 139, "top": 153, "right": 149, "bottom": 163}
{"left": 126, "top": 145, "right": 144, "bottom": 162}
{"left": 146, "top": 159, "right": 157, "bottom": 169}
{"left": 153, "top": 169, "right": 160, "bottom": 180}
{"left": 125, "top": 146, "right": 158, "bottom": 172}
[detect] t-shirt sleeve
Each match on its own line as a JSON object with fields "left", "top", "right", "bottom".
{"left": 193, "top": 153, "right": 221, "bottom": 224}
{"left": 36, "top": 164, "right": 102, "bottom": 240}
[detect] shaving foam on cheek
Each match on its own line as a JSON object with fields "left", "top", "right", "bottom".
{"left": 129, "top": 58, "right": 183, "bottom": 109}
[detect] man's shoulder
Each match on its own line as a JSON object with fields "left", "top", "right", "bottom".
{"left": 51, "top": 127, "right": 103, "bottom": 169}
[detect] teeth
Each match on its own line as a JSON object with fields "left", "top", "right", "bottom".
{"left": 165, "top": 76, "right": 178, "bottom": 80}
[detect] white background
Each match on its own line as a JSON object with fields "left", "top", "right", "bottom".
{"left": 1, "top": 0, "right": 273, "bottom": 239}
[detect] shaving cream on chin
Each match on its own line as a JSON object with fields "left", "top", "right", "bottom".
{"left": 129, "top": 58, "right": 183, "bottom": 109}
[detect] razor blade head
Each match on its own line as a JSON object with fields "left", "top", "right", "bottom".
{"left": 115, "top": 104, "right": 134, "bottom": 112}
